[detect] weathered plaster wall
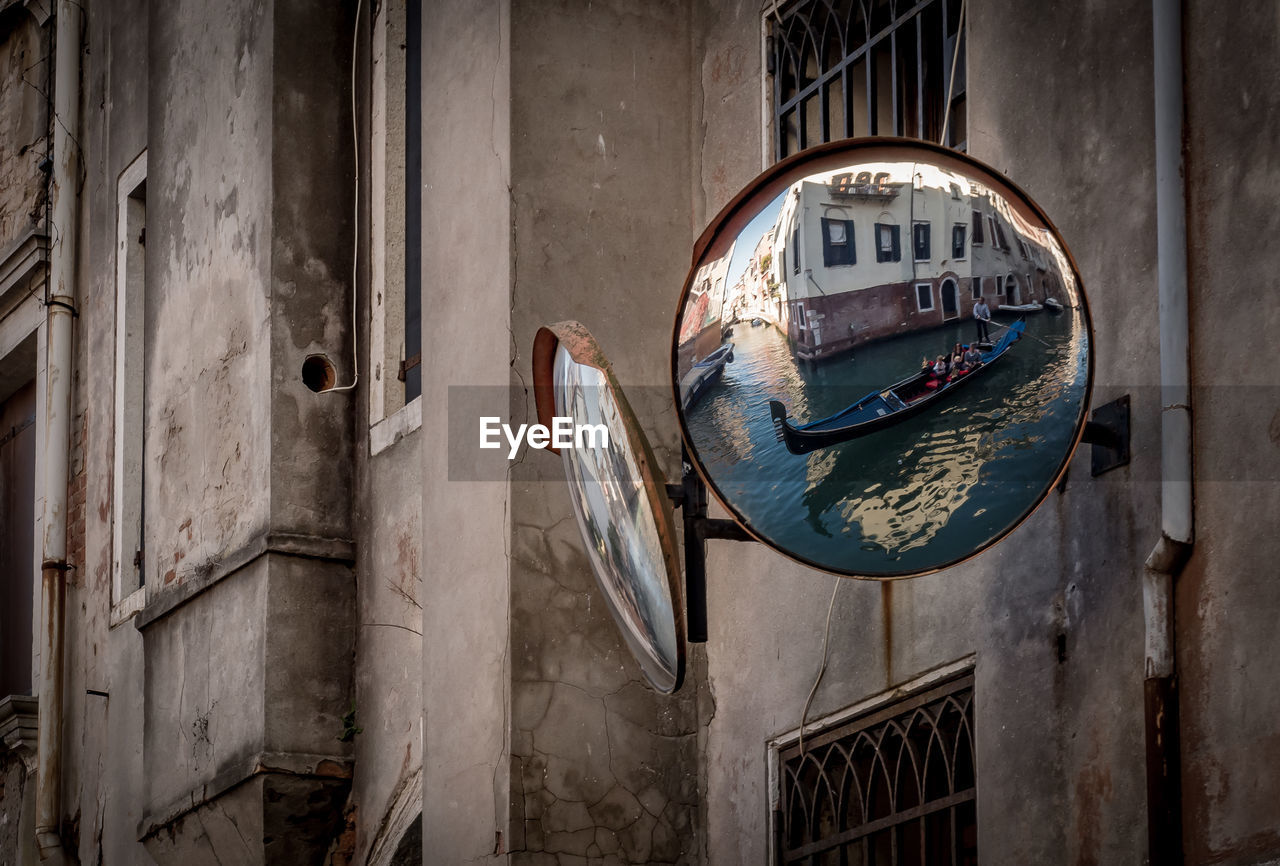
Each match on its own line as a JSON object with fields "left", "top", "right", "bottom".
{"left": 506, "top": 1, "right": 700, "bottom": 862}
{"left": 1178, "top": 0, "right": 1280, "bottom": 862}
{"left": 352, "top": 425, "right": 424, "bottom": 865}
{"left": 0, "top": 9, "right": 45, "bottom": 250}
{"left": 419, "top": 0, "right": 512, "bottom": 859}
{"left": 144, "top": 0, "right": 273, "bottom": 586}
{"left": 696, "top": 1, "right": 1156, "bottom": 862}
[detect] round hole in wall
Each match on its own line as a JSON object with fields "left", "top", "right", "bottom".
{"left": 302, "top": 354, "right": 337, "bottom": 393}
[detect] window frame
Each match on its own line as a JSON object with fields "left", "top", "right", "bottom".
{"left": 952, "top": 223, "right": 966, "bottom": 259}
{"left": 112, "top": 150, "right": 148, "bottom": 622}
{"left": 915, "top": 281, "right": 935, "bottom": 313}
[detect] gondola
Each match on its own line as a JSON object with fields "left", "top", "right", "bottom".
{"left": 769, "top": 318, "right": 1026, "bottom": 455}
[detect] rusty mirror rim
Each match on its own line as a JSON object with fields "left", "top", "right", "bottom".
{"left": 670, "top": 137, "right": 1095, "bottom": 579}
{"left": 534, "top": 321, "right": 686, "bottom": 692}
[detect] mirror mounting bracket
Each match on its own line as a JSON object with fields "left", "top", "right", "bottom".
{"left": 1083, "top": 394, "right": 1130, "bottom": 476}
{"left": 670, "top": 448, "right": 757, "bottom": 643}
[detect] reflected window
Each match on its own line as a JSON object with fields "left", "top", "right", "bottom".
{"left": 971, "top": 210, "right": 984, "bottom": 245}
{"left": 912, "top": 221, "right": 931, "bottom": 262}
{"left": 915, "top": 281, "right": 934, "bottom": 313}
{"left": 792, "top": 228, "right": 801, "bottom": 274}
{"left": 970, "top": 277, "right": 983, "bottom": 301}
{"left": 821, "top": 217, "right": 856, "bottom": 267}
{"left": 767, "top": 0, "right": 967, "bottom": 158}
{"left": 875, "top": 223, "right": 901, "bottom": 263}
{"left": 774, "top": 674, "right": 978, "bottom": 865}
{"left": 952, "top": 223, "right": 966, "bottom": 259}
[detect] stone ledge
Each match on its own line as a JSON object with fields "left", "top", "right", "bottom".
{"left": 135, "top": 530, "right": 356, "bottom": 631}
{"left": 137, "top": 749, "right": 353, "bottom": 842}
{"left": 0, "top": 694, "right": 38, "bottom": 769}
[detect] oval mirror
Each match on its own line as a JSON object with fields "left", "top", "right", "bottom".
{"left": 533, "top": 322, "right": 685, "bottom": 692}
{"left": 673, "top": 139, "right": 1093, "bottom": 578}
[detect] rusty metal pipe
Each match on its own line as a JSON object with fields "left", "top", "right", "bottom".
{"left": 1144, "top": 1, "right": 1192, "bottom": 863}
{"left": 35, "top": 2, "right": 83, "bottom": 862}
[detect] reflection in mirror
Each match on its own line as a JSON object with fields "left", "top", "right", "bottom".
{"left": 674, "top": 141, "right": 1092, "bottom": 578}
{"left": 553, "top": 341, "right": 683, "bottom": 693}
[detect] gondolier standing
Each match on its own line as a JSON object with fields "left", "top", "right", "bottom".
{"left": 973, "top": 295, "right": 992, "bottom": 343}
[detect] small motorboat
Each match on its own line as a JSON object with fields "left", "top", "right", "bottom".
{"left": 769, "top": 319, "right": 1026, "bottom": 455}
{"left": 1044, "top": 297, "right": 1063, "bottom": 312}
{"left": 998, "top": 302, "right": 1043, "bottom": 313}
{"left": 679, "top": 342, "right": 735, "bottom": 410}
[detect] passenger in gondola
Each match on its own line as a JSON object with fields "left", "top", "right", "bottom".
{"left": 963, "top": 343, "right": 983, "bottom": 370}
{"left": 926, "top": 354, "right": 949, "bottom": 389}
{"left": 950, "top": 342, "right": 967, "bottom": 376}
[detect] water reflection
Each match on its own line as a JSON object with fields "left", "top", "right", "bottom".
{"left": 674, "top": 143, "right": 1091, "bottom": 576}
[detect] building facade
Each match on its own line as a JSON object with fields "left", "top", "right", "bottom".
{"left": 0, "top": 1, "right": 1278, "bottom": 865}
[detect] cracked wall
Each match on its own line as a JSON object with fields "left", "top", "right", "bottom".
{"left": 506, "top": 1, "right": 700, "bottom": 863}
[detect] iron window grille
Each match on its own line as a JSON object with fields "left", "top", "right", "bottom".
{"left": 774, "top": 673, "right": 977, "bottom": 865}
{"left": 768, "top": 0, "right": 967, "bottom": 160}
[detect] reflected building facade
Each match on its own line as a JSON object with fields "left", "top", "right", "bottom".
{"left": 769, "top": 165, "right": 1069, "bottom": 361}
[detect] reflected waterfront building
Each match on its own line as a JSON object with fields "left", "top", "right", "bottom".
{"left": 769, "top": 162, "right": 1071, "bottom": 362}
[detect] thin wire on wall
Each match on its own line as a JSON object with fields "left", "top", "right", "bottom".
{"left": 328, "top": 0, "right": 363, "bottom": 393}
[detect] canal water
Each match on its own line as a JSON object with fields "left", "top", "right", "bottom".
{"left": 684, "top": 309, "right": 1089, "bottom": 576}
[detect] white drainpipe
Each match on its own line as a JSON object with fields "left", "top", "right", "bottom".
{"left": 1144, "top": 0, "right": 1192, "bottom": 861}
{"left": 36, "top": 1, "right": 83, "bottom": 862}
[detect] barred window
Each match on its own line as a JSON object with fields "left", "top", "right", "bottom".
{"left": 768, "top": 0, "right": 967, "bottom": 159}
{"left": 774, "top": 674, "right": 977, "bottom": 865}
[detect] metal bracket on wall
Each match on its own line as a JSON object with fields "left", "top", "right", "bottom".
{"left": 1083, "top": 394, "right": 1131, "bottom": 476}
{"left": 666, "top": 449, "right": 755, "bottom": 643}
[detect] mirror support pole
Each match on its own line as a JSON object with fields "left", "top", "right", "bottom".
{"left": 670, "top": 450, "right": 756, "bottom": 643}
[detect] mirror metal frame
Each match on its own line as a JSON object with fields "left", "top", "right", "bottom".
{"left": 534, "top": 321, "right": 687, "bottom": 692}
{"left": 670, "top": 137, "right": 1095, "bottom": 579}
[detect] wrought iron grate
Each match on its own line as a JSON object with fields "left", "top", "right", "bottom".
{"left": 775, "top": 673, "right": 977, "bottom": 865}
{"left": 768, "top": 0, "right": 966, "bottom": 159}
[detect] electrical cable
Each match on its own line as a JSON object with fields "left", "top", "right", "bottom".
{"left": 798, "top": 577, "right": 841, "bottom": 754}
{"left": 328, "top": 0, "right": 363, "bottom": 393}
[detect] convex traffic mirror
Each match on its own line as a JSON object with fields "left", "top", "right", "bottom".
{"left": 535, "top": 139, "right": 1093, "bottom": 691}
{"left": 674, "top": 139, "right": 1092, "bottom": 577}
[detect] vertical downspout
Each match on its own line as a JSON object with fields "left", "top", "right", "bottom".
{"left": 1145, "top": 0, "right": 1193, "bottom": 863}
{"left": 35, "top": 1, "right": 82, "bottom": 863}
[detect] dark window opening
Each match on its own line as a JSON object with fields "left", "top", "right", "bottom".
{"left": 875, "top": 223, "right": 901, "bottom": 263}
{"left": 821, "top": 217, "right": 856, "bottom": 267}
{"left": 1, "top": 379, "right": 37, "bottom": 697}
{"left": 913, "top": 221, "right": 931, "bottom": 261}
{"left": 916, "top": 282, "right": 934, "bottom": 312}
{"left": 793, "top": 228, "right": 802, "bottom": 274}
{"left": 971, "top": 210, "right": 984, "bottom": 245}
{"left": 403, "top": 0, "right": 423, "bottom": 402}
{"left": 774, "top": 674, "right": 977, "bottom": 865}
{"left": 952, "top": 224, "right": 966, "bottom": 258}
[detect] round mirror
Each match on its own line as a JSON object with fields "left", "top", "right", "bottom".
{"left": 673, "top": 139, "right": 1093, "bottom": 578}
{"left": 533, "top": 322, "right": 685, "bottom": 692}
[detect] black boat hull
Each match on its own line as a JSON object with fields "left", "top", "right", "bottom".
{"left": 769, "top": 321, "right": 1024, "bottom": 455}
